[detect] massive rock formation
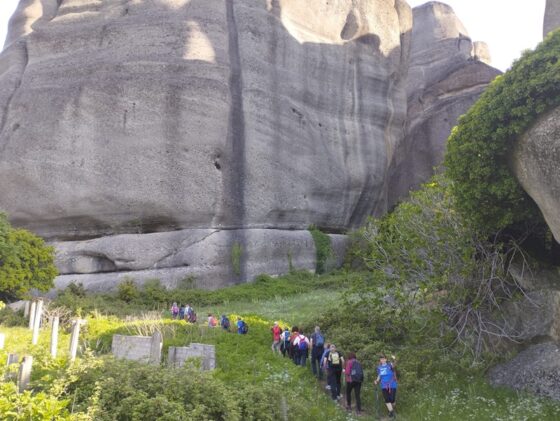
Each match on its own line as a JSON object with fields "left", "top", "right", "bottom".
{"left": 388, "top": 1, "right": 501, "bottom": 203}
{"left": 0, "top": 1, "right": 497, "bottom": 290}
{"left": 544, "top": 0, "right": 560, "bottom": 38}
{"left": 510, "top": 4, "right": 560, "bottom": 242}
{"left": 511, "top": 107, "right": 560, "bottom": 242}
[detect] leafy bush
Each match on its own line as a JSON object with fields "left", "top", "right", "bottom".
{"left": 0, "top": 382, "right": 72, "bottom": 421}
{"left": 0, "top": 213, "right": 58, "bottom": 302}
{"left": 309, "top": 226, "right": 332, "bottom": 274}
{"left": 117, "top": 278, "right": 139, "bottom": 303}
{"left": 0, "top": 306, "right": 27, "bottom": 327}
{"left": 231, "top": 242, "right": 243, "bottom": 276}
{"left": 445, "top": 29, "right": 560, "bottom": 234}
{"left": 342, "top": 176, "right": 526, "bottom": 358}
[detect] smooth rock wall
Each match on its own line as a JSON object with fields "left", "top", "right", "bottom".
{"left": 388, "top": 2, "right": 501, "bottom": 204}
{"left": 0, "top": 1, "right": 500, "bottom": 290}
{"left": 53, "top": 229, "right": 347, "bottom": 291}
{"left": 511, "top": 107, "right": 560, "bottom": 243}
{"left": 0, "top": 0, "right": 411, "bottom": 240}
{"left": 544, "top": 0, "right": 560, "bottom": 38}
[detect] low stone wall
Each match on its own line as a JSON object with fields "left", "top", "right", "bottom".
{"left": 168, "top": 343, "right": 216, "bottom": 370}
{"left": 111, "top": 332, "right": 162, "bottom": 365}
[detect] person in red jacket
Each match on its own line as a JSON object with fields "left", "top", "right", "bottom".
{"left": 271, "top": 322, "right": 282, "bottom": 355}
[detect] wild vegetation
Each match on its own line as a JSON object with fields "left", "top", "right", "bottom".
{"left": 2, "top": 23, "right": 560, "bottom": 421}
{"left": 0, "top": 213, "right": 57, "bottom": 302}
{"left": 445, "top": 30, "right": 560, "bottom": 235}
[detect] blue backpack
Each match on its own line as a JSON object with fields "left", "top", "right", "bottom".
{"left": 221, "top": 316, "right": 230, "bottom": 330}
{"left": 241, "top": 321, "right": 249, "bottom": 334}
{"left": 315, "top": 333, "right": 324, "bottom": 347}
{"left": 298, "top": 336, "right": 308, "bottom": 351}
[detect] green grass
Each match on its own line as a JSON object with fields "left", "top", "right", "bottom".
{"left": 3, "top": 271, "right": 560, "bottom": 420}
{"left": 196, "top": 289, "right": 342, "bottom": 325}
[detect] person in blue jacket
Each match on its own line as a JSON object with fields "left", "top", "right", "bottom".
{"left": 236, "top": 317, "right": 248, "bottom": 334}
{"left": 374, "top": 354, "right": 398, "bottom": 418}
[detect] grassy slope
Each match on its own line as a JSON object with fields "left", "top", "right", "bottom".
{"left": 2, "top": 274, "right": 560, "bottom": 420}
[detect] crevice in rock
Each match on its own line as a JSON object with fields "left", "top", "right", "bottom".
{"left": 152, "top": 230, "right": 218, "bottom": 267}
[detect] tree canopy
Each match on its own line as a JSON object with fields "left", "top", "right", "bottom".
{"left": 0, "top": 213, "right": 58, "bottom": 302}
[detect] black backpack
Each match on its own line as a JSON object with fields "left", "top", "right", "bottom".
{"left": 350, "top": 360, "right": 364, "bottom": 382}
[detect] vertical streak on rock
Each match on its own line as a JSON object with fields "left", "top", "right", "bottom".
{"left": 348, "top": 44, "right": 377, "bottom": 227}
{"left": 0, "top": 40, "right": 28, "bottom": 151}
{"left": 224, "top": 0, "right": 247, "bottom": 281}
{"left": 224, "top": 0, "right": 246, "bottom": 227}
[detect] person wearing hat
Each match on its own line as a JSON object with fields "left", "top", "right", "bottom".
{"left": 374, "top": 354, "right": 398, "bottom": 418}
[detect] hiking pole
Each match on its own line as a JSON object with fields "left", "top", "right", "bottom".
{"left": 374, "top": 386, "right": 381, "bottom": 419}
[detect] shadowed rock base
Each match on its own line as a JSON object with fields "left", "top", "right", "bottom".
{"left": 53, "top": 229, "right": 348, "bottom": 291}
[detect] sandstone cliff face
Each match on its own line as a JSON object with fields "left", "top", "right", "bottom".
{"left": 388, "top": 2, "right": 501, "bottom": 204}
{"left": 0, "top": 1, "right": 497, "bottom": 290}
{"left": 0, "top": 0, "right": 412, "bottom": 288}
{"left": 511, "top": 107, "right": 560, "bottom": 243}
{"left": 544, "top": 0, "right": 560, "bottom": 38}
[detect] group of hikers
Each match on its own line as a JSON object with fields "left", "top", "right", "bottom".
{"left": 170, "top": 302, "right": 197, "bottom": 323}
{"left": 271, "top": 322, "right": 398, "bottom": 418}
{"left": 170, "top": 304, "right": 397, "bottom": 417}
{"left": 170, "top": 303, "right": 249, "bottom": 334}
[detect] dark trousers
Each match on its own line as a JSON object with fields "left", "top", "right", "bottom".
{"left": 346, "top": 381, "right": 362, "bottom": 411}
{"left": 299, "top": 351, "right": 308, "bottom": 367}
{"left": 328, "top": 368, "right": 342, "bottom": 399}
{"left": 280, "top": 341, "right": 289, "bottom": 357}
{"left": 311, "top": 347, "right": 323, "bottom": 378}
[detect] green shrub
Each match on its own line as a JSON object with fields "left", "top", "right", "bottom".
{"left": 0, "top": 213, "right": 58, "bottom": 302}
{"left": 445, "top": 29, "right": 560, "bottom": 234}
{"left": 340, "top": 176, "right": 525, "bottom": 359}
{"left": 0, "top": 382, "right": 71, "bottom": 421}
{"left": 117, "top": 278, "right": 139, "bottom": 303}
{"left": 0, "top": 306, "right": 26, "bottom": 327}
{"left": 309, "top": 226, "right": 332, "bottom": 274}
{"left": 65, "top": 282, "right": 86, "bottom": 298}
{"left": 140, "top": 279, "right": 168, "bottom": 306}
{"left": 231, "top": 242, "right": 243, "bottom": 276}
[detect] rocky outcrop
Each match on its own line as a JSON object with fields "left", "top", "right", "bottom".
{"left": 544, "top": 0, "right": 560, "bottom": 38}
{"left": 0, "top": 1, "right": 498, "bottom": 290}
{"left": 511, "top": 107, "right": 560, "bottom": 243}
{"left": 0, "top": 0, "right": 412, "bottom": 288}
{"left": 487, "top": 262, "right": 560, "bottom": 398}
{"left": 388, "top": 2, "right": 501, "bottom": 203}
{"left": 53, "top": 229, "right": 348, "bottom": 291}
{"left": 489, "top": 342, "right": 560, "bottom": 400}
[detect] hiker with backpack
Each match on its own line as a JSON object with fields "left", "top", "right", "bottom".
{"left": 289, "top": 327, "right": 300, "bottom": 364}
{"left": 237, "top": 317, "right": 248, "bottom": 334}
{"left": 185, "top": 304, "right": 195, "bottom": 322}
{"left": 293, "top": 330, "right": 310, "bottom": 366}
{"left": 310, "top": 326, "right": 325, "bottom": 379}
{"left": 208, "top": 313, "right": 217, "bottom": 327}
{"left": 280, "top": 327, "right": 291, "bottom": 357}
{"left": 320, "top": 342, "right": 332, "bottom": 388}
{"left": 344, "top": 352, "right": 363, "bottom": 415}
{"left": 170, "top": 302, "right": 179, "bottom": 319}
{"left": 375, "top": 354, "right": 398, "bottom": 418}
{"left": 220, "top": 314, "right": 230, "bottom": 331}
{"left": 324, "top": 343, "right": 344, "bottom": 401}
{"left": 271, "top": 322, "right": 282, "bottom": 355}
{"left": 178, "top": 304, "right": 185, "bottom": 321}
